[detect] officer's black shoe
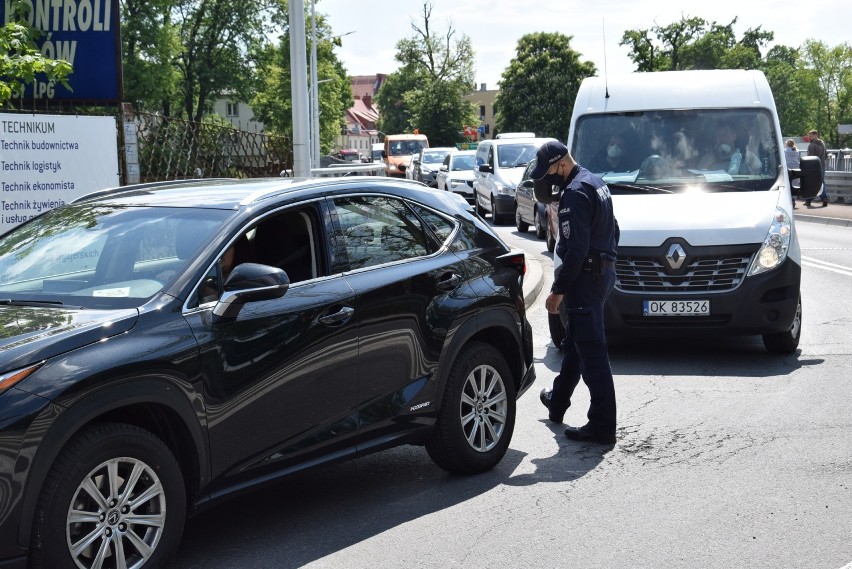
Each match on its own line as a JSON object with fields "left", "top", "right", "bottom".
{"left": 564, "top": 425, "right": 616, "bottom": 445}
{"left": 539, "top": 389, "right": 564, "bottom": 423}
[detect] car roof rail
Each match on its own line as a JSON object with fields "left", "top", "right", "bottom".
{"left": 71, "top": 178, "right": 237, "bottom": 204}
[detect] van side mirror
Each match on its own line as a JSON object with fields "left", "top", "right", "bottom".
{"left": 789, "top": 155, "right": 823, "bottom": 199}
{"left": 381, "top": 150, "right": 387, "bottom": 158}
{"left": 478, "top": 164, "right": 493, "bottom": 174}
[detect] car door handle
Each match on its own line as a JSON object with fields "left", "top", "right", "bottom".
{"left": 318, "top": 306, "right": 354, "bottom": 326}
{"left": 436, "top": 273, "right": 462, "bottom": 291}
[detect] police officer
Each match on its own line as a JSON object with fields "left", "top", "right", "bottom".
{"left": 530, "top": 140, "right": 619, "bottom": 445}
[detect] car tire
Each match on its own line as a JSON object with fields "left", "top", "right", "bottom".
{"left": 475, "top": 191, "right": 487, "bottom": 217}
{"left": 534, "top": 209, "right": 546, "bottom": 239}
{"left": 491, "top": 198, "right": 504, "bottom": 225}
{"left": 29, "top": 423, "right": 186, "bottom": 569}
{"left": 548, "top": 309, "right": 566, "bottom": 350}
{"left": 426, "top": 342, "right": 516, "bottom": 474}
{"left": 762, "top": 294, "right": 802, "bottom": 353}
{"left": 546, "top": 223, "right": 556, "bottom": 253}
{"left": 515, "top": 205, "right": 530, "bottom": 232}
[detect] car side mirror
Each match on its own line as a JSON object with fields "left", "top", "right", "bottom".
{"left": 478, "top": 164, "right": 493, "bottom": 174}
{"left": 533, "top": 178, "right": 560, "bottom": 204}
{"left": 439, "top": 165, "right": 448, "bottom": 171}
{"left": 789, "top": 155, "right": 823, "bottom": 199}
{"left": 213, "top": 263, "right": 289, "bottom": 322}
{"left": 412, "top": 158, "right": 420, "bottom": 165}
{"left": 520, "top": 179, "right": 534, "bottom": 189}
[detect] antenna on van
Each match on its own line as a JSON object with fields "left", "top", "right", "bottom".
{"left": 602, "top": 19, "right": 610, "bottom": 98}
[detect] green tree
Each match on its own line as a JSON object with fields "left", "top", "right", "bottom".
{"left": 762, "top": 45, "right": 813, "bottom": 137}
{"left": 375, "top": 1, "right": 477, "bottom": 146}
{"left": 120, "top": 0, "right": 286, "bottom": 122}
{"left": 621, "top": 16, "right": 772, "bottom": 72}
{"left": 120, "top": 0, "right": 181, "bottom": 115}
{"left": 495, "top": 32, "right": 595, "bottom": 140}
{"left": 0, "top": 1, "right": 72, "bottom": 105}
{"left": 798, "top": 40, "right": 852, "bottom": 147}
{"left": 250, "top": 10, "right": 352, "bottom": 153}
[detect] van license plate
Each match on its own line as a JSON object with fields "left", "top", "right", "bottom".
{"left": 643, "top": 300, "right": 710, "bottom": 316}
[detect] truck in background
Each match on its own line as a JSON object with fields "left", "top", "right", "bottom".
{"left": 382, "top": 133, "right": 429, "bottom": 178}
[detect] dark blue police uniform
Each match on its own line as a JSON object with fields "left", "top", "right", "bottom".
{"left": 549, "top": 164, "right": 619, "bottom": 438}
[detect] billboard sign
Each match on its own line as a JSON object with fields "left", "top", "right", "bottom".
{"left": 0, "top": 112, "right": 120, "bottom": 234}
{"left": 1, "top": 0, "right": 122, "bottom": 103}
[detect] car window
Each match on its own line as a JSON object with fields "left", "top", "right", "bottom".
{"left": 0, "top": 205, "right": 231, "bottom": 308}
{"left": 453, "top": 154, "right": 475, "bottom": 171}
{"left": 408, "top": 203, "right": 457, "bottom": 244}
{"left": 334, "top": 196, "right": 431, "bottom": 269}
{"left": 443, "top": 154, "right": 452, "bottom": 167}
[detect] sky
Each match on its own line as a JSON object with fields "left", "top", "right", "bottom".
{"left": 314, "top": 0, "right": 852, "bottom": 90}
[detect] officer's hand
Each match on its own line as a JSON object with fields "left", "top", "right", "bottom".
{"left": 545, "top": 292, "right": 563, "bottom": 314}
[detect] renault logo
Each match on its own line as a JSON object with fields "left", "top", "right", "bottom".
{"left": 666, "top": 243, "right": 687, "bottom": 270}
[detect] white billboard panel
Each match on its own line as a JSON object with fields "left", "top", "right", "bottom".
{"left": 0, "top": 113, "right": 120, "bottom": 234}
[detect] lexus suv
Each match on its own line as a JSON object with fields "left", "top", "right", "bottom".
{"left": 0, "top": 177, "right": 535, "bottom": 568}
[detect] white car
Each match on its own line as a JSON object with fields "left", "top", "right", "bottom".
{"left": 436, "top": 150, "right": 476, "bottom": 203}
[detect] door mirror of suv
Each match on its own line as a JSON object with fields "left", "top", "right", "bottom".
{"left": 214, "top": 263, "right": 290, "bottom": 322}
{"left": 478, "top": 164, "right": 493, "bottom": 174}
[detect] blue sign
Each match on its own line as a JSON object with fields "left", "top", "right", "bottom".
{"left": 1, "top": 0, "right": 121, "bottom": 103}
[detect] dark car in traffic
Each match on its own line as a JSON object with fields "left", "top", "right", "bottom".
{"left": 0, "top": 177, "right": 535, "bottom": 568}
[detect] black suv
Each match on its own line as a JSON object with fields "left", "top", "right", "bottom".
{"left": 0, "top": 177, "right": 535, "bottom": 568}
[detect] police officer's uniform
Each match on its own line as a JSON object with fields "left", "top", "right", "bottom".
{"left": 548, "top": 162, "right": 619, "bottom": 439}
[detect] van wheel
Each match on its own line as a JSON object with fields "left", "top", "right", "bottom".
{"left": 29, "top": 423, "right": 186, "bottom": 569}
{"left": 534, "top": 210, "right": 547, "bottom": 239}
{"left": 475, "top": 193, "right": 487, "bottom": 217}
{"left": 515, "top": 206, "right": 529, "bottom": 232}
{"left": 491, "top": 198, "right": 503, "bottom": 225}
{"left": 762, "top": 294, "right": 802, "bottom": 353}
{"left": 426, "top": 342, "right": 516, "bottom": 474}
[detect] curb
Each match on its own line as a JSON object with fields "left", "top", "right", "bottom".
{"left": 523, "top": 255, "right": 545, "bottom": 310}
{"left": 794, "top": 213, "right": 852, "bottom": 228}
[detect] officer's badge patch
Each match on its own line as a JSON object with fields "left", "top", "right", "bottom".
{"left": 561, "top": 219, "right": 571, "bottom": 240}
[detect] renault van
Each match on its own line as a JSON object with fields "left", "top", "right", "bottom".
{"left": 473, "top": 134, "right": 556, "bottom": 224}
{"left": 554, "top": 70, "right": 821, "bottom": 353}
{"left": 382, "top": 133, "right": 429, "bottom": 178}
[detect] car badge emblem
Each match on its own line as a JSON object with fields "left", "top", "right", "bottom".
{"left": 666, "top": 243, "right": 686, "bottom": 270}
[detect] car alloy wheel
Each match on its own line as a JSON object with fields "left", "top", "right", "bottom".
{"left": 30, "top": 424, "right": 185, "bottom": 569}
{"left": 426, "top": 342, "right": 516, "bottom": 474}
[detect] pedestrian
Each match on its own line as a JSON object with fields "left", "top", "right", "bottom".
{"left": 805, "top": 129, "right": 829, "bottom": 207}
{"left": 531, "top": 140, "right": 620, "bottom": 445}
{"left": 784, "top": 139, "right": 800, "bottom": 209}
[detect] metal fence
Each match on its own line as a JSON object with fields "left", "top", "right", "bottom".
{"left": 124, "top": 110, "right": 292, "bottom": 184}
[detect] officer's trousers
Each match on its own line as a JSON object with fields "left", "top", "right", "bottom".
{"left": 550, "top": 268, "right": 617, "bottom": 435}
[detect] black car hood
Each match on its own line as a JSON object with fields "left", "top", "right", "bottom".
{"left": 0, "top": 305, "right": 139, "bottom": 372}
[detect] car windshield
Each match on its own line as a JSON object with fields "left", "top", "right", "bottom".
{"left": 422, "top": 151, "right": 450, "bottom": 164}
{"left": 452, "top": 155, "right": 476, "bottom": 171}
{"left": 573, "top": 108, "right": 781, "bottom": 192}
{"left": 0, "top": 205, "right": 232, "bottom": 309}
{"left": 496, "top": 143, "right": 537, "bottom": 168}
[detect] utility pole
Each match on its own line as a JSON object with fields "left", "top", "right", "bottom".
{"left": 289, "top": 0, "right": 310, "bottom": 177}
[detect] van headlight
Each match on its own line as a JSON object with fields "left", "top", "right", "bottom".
{"left": 495, "top": 182, "right": 514, "bottom": 196}
{"left": 748, "top": 207, "right": 792, "bottom": 276}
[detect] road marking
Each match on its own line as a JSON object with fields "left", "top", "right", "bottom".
{"left": 801, "top": 255, "right": 852, "bottom": 277}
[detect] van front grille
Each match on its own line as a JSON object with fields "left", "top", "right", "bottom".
{"left": 615, "top": 254, "right": 752, "bottom": 293}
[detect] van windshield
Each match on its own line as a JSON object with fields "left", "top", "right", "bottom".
{"left": 389, "top": 140, "right": 427, "bottom": 157}
{"left": 495, "top": 143, "right": 537, "bottom": 168}
{"left": 572, "top": 109, "right": 781, "bottom": 192}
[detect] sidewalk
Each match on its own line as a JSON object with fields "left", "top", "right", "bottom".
{"left": 521, "top": 200, "right": 852, "bottom": 310}
{"left": 794, "top": 199, "right": 852, "bottom": 228}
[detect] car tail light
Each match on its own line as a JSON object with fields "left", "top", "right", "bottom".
{"left": 497, "top": 250, "right": 526, "bottom": 275}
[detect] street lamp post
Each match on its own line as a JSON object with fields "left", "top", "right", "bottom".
{"left": 289, "top": 0, "right": 310, "bottom": 177}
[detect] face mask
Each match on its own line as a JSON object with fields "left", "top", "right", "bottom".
{"left": 542, "top": 165, "right": 564, "bottom": 188}
{"left": 607, "top": 144, "right": 623, "bottom": 159}
{"left": 717, "top": 143, "right": 732, "bottom": 159}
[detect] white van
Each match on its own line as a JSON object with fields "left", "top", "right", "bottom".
{"left": 557, "top": 70, "right": 821, "bottom": 353}
{"left": 473, "top": 134, "right": 556, "bottom": 224}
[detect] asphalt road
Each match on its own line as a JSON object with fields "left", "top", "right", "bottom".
{"left": 170, "top": 217, "right": 852, "bottom": 569}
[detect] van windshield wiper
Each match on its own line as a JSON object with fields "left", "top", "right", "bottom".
{"left": 607, "top": 182, "right": 674, "bottom": 194}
